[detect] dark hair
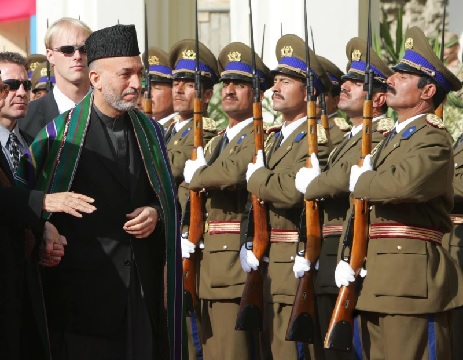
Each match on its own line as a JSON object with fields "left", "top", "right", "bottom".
{"left": 417, "top": 76, "right": 446, "bottom": 108}
{"left": 330, "top": 84, "right": 341, "bottom": 97}
{"left": 0, "top": 52, "right": 26, "bottom": 67}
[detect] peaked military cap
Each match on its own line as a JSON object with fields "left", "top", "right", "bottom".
{"left": 218, "top": 42, "right": 271, "bottom": 90}
{"left": 31, "top": 61, "right": 56, "bottom": 93}
{"left": 317, "top": 55, "right": 344, "bottom": 86}
{"left": 25, "top": 54, "right": 47, "bottom": 80}
{"left": 343, "top": 37, "right": 392, "bottom": 86}
{"left": 86, "top": 24, "right": 140, "bottom": 66}
{"left": 392, "top": 26, "right": 462, "bottom": 93}
{"left": 142, "top": 46, "right": 172, "bottom": 83}
{"left": 271, "top": 34, "right": 331, "bottom": 94}
{"left": 168, "top": 39, "right": 219, "bottom": 86}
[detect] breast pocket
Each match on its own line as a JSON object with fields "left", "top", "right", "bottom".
{"left": 367, "top": 239, "right": 428, "bottom": 298}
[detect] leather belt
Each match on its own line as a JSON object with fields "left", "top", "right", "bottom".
{"left": 369, "top": 223, "right": 443, "bottom": 244}
{"left": 322, "top": 225, "right": 343, "bottom": 237}
{"left": 208, "top": 220, "right": 240, "bottom": 235}
{"left": 450, "top": 214, "right": 463, "bottom": 224}
{"left": 270, "top": 229, "right": 299, "bottom": 243}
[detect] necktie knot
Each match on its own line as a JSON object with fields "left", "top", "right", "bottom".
{"left": 7, "top": 132, "right": 20, "bottom": 172}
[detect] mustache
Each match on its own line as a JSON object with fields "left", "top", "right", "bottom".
{"left": 272, "top": 93, "right": 284, "bottom": 100}
{"left": 387, "top": 85, "right": 396, "bottom": 95}
{"left": 340, "top": 89, "right": 350, "bottom": 98}
{"left": 122, "top": 88, "right": 139, "bottom": 96}
{"left": 223, "top": 95, "right": 238, "bottom": 101}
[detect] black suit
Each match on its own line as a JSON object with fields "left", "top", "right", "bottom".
{"left": 0, "top": 143, "right": 49, "bottom": 359}
{"left": 42, "top": 112, "right": 168, "bottom": 359}
{"left": 20, "top": 91, "right": 59, "bottom": 139}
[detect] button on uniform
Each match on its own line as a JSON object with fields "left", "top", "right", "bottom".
{"left": 124, "top": 259, "right": 131, "bottom": 266}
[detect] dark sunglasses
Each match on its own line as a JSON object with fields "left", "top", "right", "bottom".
{"left": 2, "top": 79, "right": 32, "bottom": 91}
{"left": 52, "top": 45, "right": 87, "bottom": 55}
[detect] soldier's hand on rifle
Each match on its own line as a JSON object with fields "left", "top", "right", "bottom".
{"left": 293, "top": 253, "right": 319, "bottom": 278}
{"left": 295, "top": 153, "right": 321, "bottom": 194}
{"left": 181, "top": 233, "right": 196, "bottom": 258}
{"left": 335, "top": 260, "right": 367, "bottom": 287}
{"left": 246, "top": 150, "right": 265, "bottom": 181}
{"left": 184, "top": 146, "right": 207, "bottom": 183}
{"left": 239, "top": 241, "right": 260, "bottom": 272}
{"left": 349, "top": 154, "right": 372, "bottom": 192}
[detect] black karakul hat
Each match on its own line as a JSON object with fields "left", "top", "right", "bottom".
{"left": 86, "top": 24, "right": 140, "bottom": 66}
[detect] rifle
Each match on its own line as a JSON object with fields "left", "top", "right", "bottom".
{"left": 183, "top": 0, "right": 204, "bottom": 314}
{"left": 235, "top": 0, "right": 270, "bottom": 331}
{"left": 435, "top": 0, "right": 447, "bottom": 119}
{"left": 46, "top": 19, "right": 51, "bottom": 93}
{"left": 324, "top": 0, "right": 374, "bottom": 351}
{"left": 143, "top": 1, "right": 152, "bottom": 118}
{"left": 285, "top": 0, "right": 321, "bottom": 343}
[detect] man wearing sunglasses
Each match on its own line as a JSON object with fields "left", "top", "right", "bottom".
{"left": 0, "top": 56, "right": 96, "bottom": 360}
{"left": 20, "top": 17, "right": 92, "bottom": 139}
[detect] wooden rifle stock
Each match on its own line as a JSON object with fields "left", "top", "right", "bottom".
{"left": 236, "top": 100, "right": 270, "bottom": 331}
{"left": 435, "top": 103, "right": 444, "bottom": 119}
{"left": 320, "top": 94, "right": 331, "bottom": 141}
{"left": 183, "top": 97, "right": 204, "bottom": 313}
{"left": 143, "top": 88, "right": 152, "bottom": 118}
{"left": 286, "top": 100, "right": 322, "bottom": 343}
{"left": 324, "top": 99, "right": 372, "bottom": 351}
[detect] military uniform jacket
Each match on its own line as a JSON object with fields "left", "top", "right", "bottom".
{"left": 442, "top": 140, "right": 463, "bottom": 268}
{"left": 190, "top": 122, "right": 258, "bottom": 300}
{"left": 352, "top": 114, "right": 463, "bottom": 314}
{"left": 328, "top": 116, "right": 352, "bottom": 149}
{"left": 248, "top": 121, "right": 331, "bottom": 305}
{"left": 306, "top": 118, "right": 393, "bottom": 295}
{"left": 166, "top": 117, "right": 216, "bottom": 214}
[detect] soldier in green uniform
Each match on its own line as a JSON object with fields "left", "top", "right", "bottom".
{"left": 443, "top": 133, "right": 463, "bottom": 359}
{"left": 183, "top": 41, "right": 270, "bottom": 360}
{"left": 243, "top": 34, "right": 332, "bottom": 359}
{"left": 142, "top": 46, "right": 176, "bottom": 131}
{"left": 316, "top": 55, "right": 351, "bottom": 148}
{"left": 338, "top": 26, "right": 463, "bottom": 359}
{"left": 30, "top": 62, "right": 56, "bottom": 101}
{"left": 167, "top": 39, "right": 218, "bottom": 360}
{"left": 295, "top": 38, "right": 394, "bottom": 360}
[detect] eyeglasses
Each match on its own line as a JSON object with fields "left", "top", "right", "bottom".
{"left": 0, "top": 83, "right": 9, "bottom": 99}
{"left": 51, "top": 45, "right": 86, "bottom": 55}
{"left": 2, "top": 79, "right": 32, "bottom": 91}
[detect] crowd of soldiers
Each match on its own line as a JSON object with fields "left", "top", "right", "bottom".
{"left": 2, "top": 13, "right": 463, "bottom": 360}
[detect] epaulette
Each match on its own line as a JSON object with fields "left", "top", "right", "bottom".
{"left": 333, "top": 117, "right": 352, "bottom": 131}
{"left": 425, "top": 114, "right": 445, "bottom": 129}
{"left": 376, "top": 117, "right": 395, "bottom": 133}
{"left": 317, "top": 123, "right": 328, "bottom": 144}
{"left": 265, "top": 124, "right": 282, "bottom": 134}
{"left": 203, "top": 117, "right": 218, "bottom": 132}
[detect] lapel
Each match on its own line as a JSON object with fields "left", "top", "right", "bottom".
{"left": 268, "top": 122, "right": 307, "bottom": 169}
{"left": 373, "top": 117, "right": 425, "bottom": 168}
{"left": 166, "top": 119, "right": 193, "bottom": 148}
{"left": 327, "top": 133, "right": 360, "bottom": 168}
{"left": 43, "top": 91, "right": 60, "bottom": 120}
{"left": 0, "top": 149, "right": 13, "bottom": 183}
{"left": 84, "top": 115, "right": 128, "bottom": 189}
{"left": 218, "top": 122, "right": 253, "bottom": 160}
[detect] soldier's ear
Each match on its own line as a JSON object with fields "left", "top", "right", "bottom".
{"left": 202, "top": 88, "right": 213, "bottom": 104}
{"left": 419, "top": 82, "right": 436, "bottom": 101}
{"left": 372, "top": 92, "right": 387, "bottom": 109}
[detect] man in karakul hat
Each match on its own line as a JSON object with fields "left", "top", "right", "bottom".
{"left": 16, "top": 24, "right": 183, "bottom": 360}
{"left": 338, "top": 26, "right": 463, "bottom": 359}
{"left": 244, "top": 33, "right": 333, "bottom": 359}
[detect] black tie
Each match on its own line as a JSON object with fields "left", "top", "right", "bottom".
{"left": 165, "top": 126, "right": 177, "bottom": 144}
{"left": 7, "top": 132, "right": 20, "bottom": 172}
{"left": 208, "top": 133, "right": 229, "bottom": 165}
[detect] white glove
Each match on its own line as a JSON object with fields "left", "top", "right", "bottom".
{"left": 181, "top": 234, "right": 196, "bottom": 259}
{"left": 239, "top": 242, "right": 260, "bottom": 272}
{"left": 292, "top": 255, "right": 319, "bottom": 278}
{"left": 246, "top": 150, "right": 265, "bottom": 181}
{"left": 349, "top": 154, "right": 372, "bottom": 192}
{"left": 184, "top": 146, "right": 207, "bottom": 183}
{"left": 335, "top": 260, "right": 356, "bottom": 288}
{"left": 295, "top": 153, "right": 321, "bottom": 194}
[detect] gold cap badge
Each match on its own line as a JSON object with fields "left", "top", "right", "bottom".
{"left": 352, "top": 50, "right": 361, "bottom": 61}
{"left": 281, "top": 45, "right": 293, "bottom": 57}
{"left": 227, "top": 51, "right": 241, "bottom": 62}
{"left": 182, "top": 49, "right": 196, "bottom": 60}
{"left": 30, "top": 62, "right": 39, "bottom": 71}
{"left": 149, "top": 55, "right": 159, "bottom": 65}
{"left": 405, "top": 38, "right": 413, "bottom": 50}
{"left": 40, "top": 67, "right": 47, "bottom": 76}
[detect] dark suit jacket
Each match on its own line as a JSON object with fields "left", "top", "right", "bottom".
{"left": 42, "top": 113, "right": 168, "bottom": 357}
{"left": 0, "top": 149, "right": 49, "bottom": 360}
{"left": 20, "top": 91, "right": 59, "bottom": 139}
